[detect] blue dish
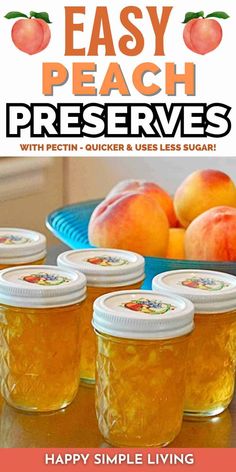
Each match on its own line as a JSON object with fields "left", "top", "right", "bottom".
{"left": 46, "top": 200, "right": 236, "bottom": 289}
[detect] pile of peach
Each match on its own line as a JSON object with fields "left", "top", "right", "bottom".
{"left": 89, "top": 169, "right": 236, "bottom": 261}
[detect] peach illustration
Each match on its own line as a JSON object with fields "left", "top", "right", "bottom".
{"left": 89, "top": 192, "right": 169, "bottom": 257}
{"left": 5, "top": 11, "right": 51, "bottom": 55}
{"left": 125, "top": 302, "right": 142, "bottom": 311}
{"left": 11, "top": 19, "right": 50, "bottom": 55}
{"left": 23, "top": 275, "right": 40, "bottom": 283}
{"left": 182, "top": 11, "right": 229, "bottom": 55}
{"left": 107, "top": 179, "right": 178, "bottom": 227}
{"left": 166, "top": 228, "right": 186, "bottom": 260}
{"left": 184, "top": 18, "right": 222, "bottom": 54}
{"left": 174, "top": 169, "right": 236, "bottom": 228}
{"left": 185, "top": 206, "right": 236, "bottom": 261}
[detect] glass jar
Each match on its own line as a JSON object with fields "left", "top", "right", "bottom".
{"left": 0, "top": 228, "right": 47, "bottom": 269}
{"left": 152, "top": 269, "right": 236, "bottom": 417}
{"left": 0, "top": 265, "right": 86, "bottom": 412}
{"left": 93, "top": 289, "right": 194, "bottom": 447}
{"left": 57, "top": 249, "right": 145, "bottom": 384}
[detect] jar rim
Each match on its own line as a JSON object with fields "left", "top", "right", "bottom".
{"left": 57, "top": 248, "right": 145, "bottom": 286}
{"left": 0, "top": 228, "right": 46, "bottom": 263}
{"left": 94, "top": 327, "right": 193, "bottom": 342}
{"left": 152, "top": 269, "right": 236, "bottom": 314}
{"left": 93, "top": 289, "right": 194, "bottom": 340}
{"left": 0, "top": 265, "right": 87, "bottom": 308}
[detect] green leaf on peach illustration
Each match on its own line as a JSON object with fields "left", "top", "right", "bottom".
{"left": 5, "top": 11, "right": 52, "bottom": 23}
{"left": 5, "top": 12, "right": 28, "bottom": 19}
{"left": 182, "top": 11, "right": 229, "bottom": 23}
{"left": 30, "top": 11, "right": 52, "bottom": 24}
{"left": 206, "top": 12, "right": 230, "bottom": 19}
{"left": 182, "top": 11, "right": 204, "bottom": 24}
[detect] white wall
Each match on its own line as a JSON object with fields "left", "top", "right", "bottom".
{"left": 65, "top": 157, "right": 236, "bottom": 203}
{"left": 0, "top": 158, "right": 64, "bottom": 245}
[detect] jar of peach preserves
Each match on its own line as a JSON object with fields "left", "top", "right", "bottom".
{"left": 0, "top": 228, "right": 47, "bottom": 269}
{"left": 152, "top": 269, "right": 236, "bottom": 417}
{"left": 93, "top": 290, "right": 194, "bottom": 447}
{"left": 58, "top": 249, "right": 145, "bottom": 385}
{"left": 0, "top": 265, "right": 86, "bottom": 412}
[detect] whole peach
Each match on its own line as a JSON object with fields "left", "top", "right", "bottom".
{"left": 107, "top": 179, "right": 177, "bottom": 227}
{"left": 174, "top": 169, "right": 236, "bottom": 228}
{"left": 183, "top": 18, "right": 222, "bottom": 55}
{"left": 89, "top": 192, "right": 169, "bottom": 257}
{"left": 166, "top": 228, "right": 186, "bottom": 260}
{"left": 185, "top": 206, "right": 236, "bottom": 261}
{"left": 11, "top": 18, "right": 51, "bottom": 55}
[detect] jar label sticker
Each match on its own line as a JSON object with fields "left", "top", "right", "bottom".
{"left": 86, "top": 255, "right": 128, "bottom": 267}
{"left": 21, "top": 272, "right": 71, "bottom": 286}
{"left": 180, "top": 276, "right": 229, "bottom": 291}
{"left": 122, "top": 298, "right": 176, "bottom": 315}
{"left": 0, "top": 234, "right": 32, "bottom": 245}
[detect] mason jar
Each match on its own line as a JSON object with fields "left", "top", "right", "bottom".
{"left": 93, "top": 289, "right": 194, "bottom": 446}
{"left": 152, "top": 269, "right": 236, "bottom": 417}
{"left": 0, "top": 228, "right": 46, "bottom": 269}
{"left": 57, "top": 249, "right": 145, "bottom": 384}
{"left": 0, "top": 265, "right": 86, "bottom": 412}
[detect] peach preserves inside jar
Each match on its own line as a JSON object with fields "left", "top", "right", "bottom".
{"left": 152, "top": 269, "right": 236, "bottom": 417}
{"left": 0, "top": 303, "right": 82, "bottom": 412}
{"left": 184, "top": 310, "right": 236, "bottom": 416}
{"left": 93, "top": 290, "right": 194, "bottom": 446}
{"left": 0, "top": 265, "right": 86, "bottom": 412}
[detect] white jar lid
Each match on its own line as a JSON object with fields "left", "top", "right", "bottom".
{"left": 152, "top": 270, "right": 236, "bottom": 314}
{"left": 0, "top": 265, "right": 87, "bottom": 308}
{"left": 57, "top": 249, "right": 145, "bottom": 287}
{"left": 93, "top": 290, "right": 194, "bottom": 340}
{"left": 0, "top": 228, "right": 47, "bottom": 264}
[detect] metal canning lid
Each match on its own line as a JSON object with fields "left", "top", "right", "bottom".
{"left": 152, "top": 270, "right": 236, "bottom": 314}
{"left": 0, "top": 265, "right": 87, "bottom": 308}
{"left": 93, "top": 290, "right": 194, "bottom": 340}
{"left": 0, "top": 228, "right": 47, "bottom": 264}
{"left": 57, "top": 248, "right": 145, "bottom": 287}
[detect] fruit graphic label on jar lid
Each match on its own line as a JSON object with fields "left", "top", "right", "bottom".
{"left": 20, "top": 272, "right": 71, "bottom": 286}
{"left": 86, "top": 255, "right": 128, "bottom": 266}
{"left": 93, "top": 290, "right": 194, "bottom": 340}
{"left": 0, "top": 234, "right": 32, "bottom": 245}
{"left": 122, "top": 298, "right": 176, "bottom": 315}
{"left": 0, "top": 265, "right": 87, "bottom": 308}
{"left": 180, "top": 276, "right": 229, "bottom": 291}
{"left": 152, "top": 270, "right": 236, "bottom": 314}
{"left": 0, "top": 228, "right": 47, "bottom": 264}
{"left": 57, "top": 249, "right": 145, "bottom": 287}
